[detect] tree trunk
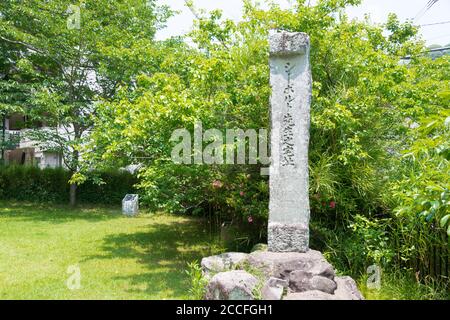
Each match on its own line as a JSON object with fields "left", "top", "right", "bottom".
{"left": 69, "top": 182, "right": 77, "bottom": 207}
{"left": 69, "top": 123, "right": 81, "bottom": 206}
{"left": 1, "top": 113, "right": 5, "bottom": 164}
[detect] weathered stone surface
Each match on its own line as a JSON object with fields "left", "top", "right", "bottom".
{"left": 269, "top": 31, "right": 310, "bottom": 56}
{"left": 334, "top": 276, "right": 364, "bottom": 300}
{"left": 261, "top": 277, "right": 288, "bottom": 300}
{"left": 284, "top": 290, "right": 337, "bottom": 300}
{"left": 284, "top": 276, "right": 363, "bottom": 300}
{"left": 248, "top": 250, "right": 335, "bottom": 280}
{"left": 268, "top": 30, "right": 312, "bottom": 253}
{"left": 306, "top": 258, "right": 335, "bottom": 279}
{"left": 205, "top": 270, "right": 258, "bottom": 300}
{"left": 201, "top": 251, "right": 363, "bottom": 301}
{"left": 310, "top": 275, "right": 337, "bottom": 294}
{"left": 289, "top": 271, "right": 337, "bottom": 294}
{"left": 201, "top": 252, "right": 249, "bottom": 277}
{"left": 268, "top": 223, "right": 309, "bottom": 253}
{"left": 251, "top": 243, "right": 268, "bottom": 252}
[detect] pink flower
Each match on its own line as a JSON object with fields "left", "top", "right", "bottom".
{"left": 212, "top": 180, "right": 223, "bottom": 189}
{"left": 240, "top": 191, "right": 245, "bottom": 197}
{"left": 329, "top": 201, "right": 336, "bottom": 209}
{"left": 248, "top": 216, "right": 253, "bottom": 223}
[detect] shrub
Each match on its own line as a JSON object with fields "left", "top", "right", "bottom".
{"left": 0, "top": 165, "right": 137, "bottom": 205}
{"left": 185, "top": 262, "right": 209, "bottom": 300}
{"left": 78, "top": 169, "right": 138, "bottom": 205}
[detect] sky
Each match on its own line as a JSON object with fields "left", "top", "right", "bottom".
{"left": 155, "top": 0, "right": 450, "bottom": 46}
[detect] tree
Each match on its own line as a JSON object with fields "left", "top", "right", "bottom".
{"left": 88, "top": 0, "right": 420, "bottom": 216}
{"left": 0, "top": 20, "right": 35, "bottom": 163}
{"left": 0, "top": 0, "right": 171, "bottom": 205}
{"left": 83, "top": 0, "right": 449, "bottom": 273}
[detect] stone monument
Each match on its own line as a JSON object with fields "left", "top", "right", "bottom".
{"left": 268, "top": 30, "right": 312, "bottom": 253}
{"left": 122, "top": 194, "right": 139, "bottom": 216}
{"left": 199, "top": 30, "right": 363, "bottom": 300}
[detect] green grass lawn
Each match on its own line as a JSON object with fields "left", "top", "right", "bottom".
{"left": 1, "top": 202, "right": 447, "bottom": 300}
{"left": 0, "top": 202, "right": 219, "bottom": 300}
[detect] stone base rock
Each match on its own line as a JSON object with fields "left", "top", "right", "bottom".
{"left": 284, "top": 290, "right": 337, "bottom": 300}
{"left": 261, "top": 277, "right": 289, "bottom": 300}
{"left": 205, "top": 270, "right": 258, "bottom": 300}
{"left": 202, "top": 248, "right": 364, "bottom": 301}
{"left": 201, "top": 252, "right": 249, "bottom": 278}
{"left": 284, "top": 277, "right": 365, "bottom": 300}
{"left": 334, "top": 276, "right": 365, "bottom": 300}
{"left": 248, "top": 249, "right": 335, "bottom": 279}
{"left": 289, "top": 270, "right": 337, "bottom": 294}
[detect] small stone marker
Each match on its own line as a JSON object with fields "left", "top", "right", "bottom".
{"left": 122, "top": 194, "right": 139, "bottom": 216}
{"left": 268, "top": 30, "right": 312, "bottom": 252}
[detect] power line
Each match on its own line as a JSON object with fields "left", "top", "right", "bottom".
{"left": 426, "top": 0, "right": 440, "bottom": 10}
{"left": 428, "top": 46, "right": 450, "bottom": 52}
{"left": 401, "top": 46, "right": 450, "bottom": 60}
{"left": 414, "top": 0, "right": 440, "bottom": 22}
{"left": 414, "top": 4, "right": 430, "bottom": 21}
{"left": 420, "top": 20, "right": 450, "bottom": 27}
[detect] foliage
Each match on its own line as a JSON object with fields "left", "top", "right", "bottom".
{"left": 185, "top": 262, "right": 209, "bottom": 300}
{"left": 359, "top": 270, "right": 449, "bottom": 300}
{"left": 312, "top": 217, "right": 393, "bottom": 276}
{"left": 87, "top": 0, "right": 431, "bottom": 241}
{"left": 0, "top": 165, "right": 136, "bottom": 205}
{"left": 349, "top": 215, "right": 394, "bottom": 267}
{"left": 0, "top": 0, "right": 171, "bottom": 203}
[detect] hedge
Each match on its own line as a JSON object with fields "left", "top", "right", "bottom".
{"left": 0, "top": 165, "right": 137, "bottom": 205}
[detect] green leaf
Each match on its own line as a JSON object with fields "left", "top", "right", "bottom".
{"left": 440, "top": 214, "right": 450, "bottom": 228}
{"left": 419, "top": 210, "right": 428, "bottom": 218}
{"left": 430, "top": 200, "right": 440, "bottom": 211}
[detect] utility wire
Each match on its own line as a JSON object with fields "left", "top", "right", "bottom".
{"left": 414, "top": 0, "right": 440, "bottom": 22}
{"left": 426, "top": 0, "right": 440, "bottom": 10}
{"left": 401, "top": 46, "right": 450, "bottom": 60}
{"left": 414, "top": 4, "right": 430, "bottom": 21}
{"left": 420, "top": 20, "right": 450, "bottom": 27}
{"left": 427, "top": 46, "right": 450, "bottom": 52}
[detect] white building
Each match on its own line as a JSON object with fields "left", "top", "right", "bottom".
{"left": 1, "top": 113, "right": 64, "bottom": 169}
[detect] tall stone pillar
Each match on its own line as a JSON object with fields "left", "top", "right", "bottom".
{"left": 268, "top": 30, "right": 312, "bottom": 253}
